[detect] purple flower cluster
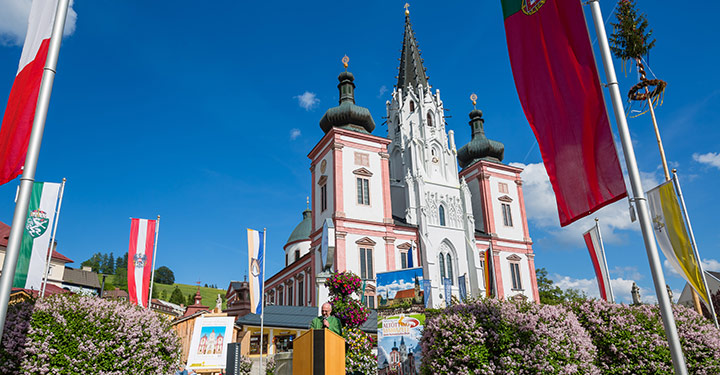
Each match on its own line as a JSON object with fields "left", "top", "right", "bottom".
{"left": 326, "top": 271, "right": 362, "bottom": 297}
{"left": 422, "top": 299, "right": 600, "bottom": 374}
{"left": 0, "top": 294, "right": 181, "bottom": 374}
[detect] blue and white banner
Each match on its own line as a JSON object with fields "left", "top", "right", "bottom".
{"left": 444, "top": 278, "right": 452, "bottom": 306}
{"left": 422, "top": 280, "right": 431, "bottom": 308}
{"left": 458, "top": 275, "right": 467, "bottom": 301}
{"left": 247, "top": 229, "right": 265, "bottom": 315}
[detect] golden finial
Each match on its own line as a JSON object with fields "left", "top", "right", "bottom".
{"left": 470, "top": 93, "right": 477, "bottom": 109}
{"left": 342, "top": 55, "right": 349, "bottom": 70}
{"left": 306, "top": 196, "right": 310, "bottom": 209}
{"left": 404, "top": 3, "right": 410, "bottom": 16}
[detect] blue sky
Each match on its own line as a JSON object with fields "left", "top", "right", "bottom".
{"left": 1, "top": 0, "right": 719, "bottom": 304}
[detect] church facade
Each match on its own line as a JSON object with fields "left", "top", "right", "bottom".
{"left": 264, "top": 12, "right": 538, "bottom": 309}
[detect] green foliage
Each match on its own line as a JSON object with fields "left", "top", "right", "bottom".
{"left": 114, "top": 264, "right": 128, "bottom": 292}
{"left": 187, "top": 293, "right": 195, "bottom": 306}
{"left": 609, "top": 0, "right": 656, "bottom": 61}
{"left": 81, "top": 252, "right": 104, "bottom": 273}
{"left": 154, "top": 265, "right": 175, "bottom": 284}
{"left": 536, "top": 268, "right": 589, "bottom": 305}
{"left": 160, "top": 290, "right": 168, "bottom": 300}
{"left": 169, "top": 286, "right": 186, "bottom": 305}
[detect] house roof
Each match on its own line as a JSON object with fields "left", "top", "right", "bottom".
{"left": 394, "top": 289, "right": 418, "bottom": 300}
{"left": 11, "top": 284, "right": 69, "bottom": 298}
{"left": 103, "top": 288, "right": 128, "bottom": 299}
{"left": 51, "top": 249, "right": 73, "bottom": 263}
{"left": 0, "top": 220, "right": 73, "bottom": 263}
{"left": 62, "top": 267, "right": 101, "bottom": 288}
{"left": 235, "top": 305, "right": 378, "bottom": 334}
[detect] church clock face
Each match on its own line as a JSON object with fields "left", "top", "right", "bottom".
{"left": 320, "top": 159, "right": 327, "bottom": 173}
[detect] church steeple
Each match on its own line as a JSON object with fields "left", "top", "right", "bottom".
{"left": 319, "top": 56, "right": 375, "bottom": 134}
{"left": 396, "top": 4, "right": 429, "bottom": 91}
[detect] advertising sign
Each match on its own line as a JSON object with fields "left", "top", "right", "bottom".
{"left": 376, "top": 268, "right": 424, "bottom": 375}
{"left": 187, "top": 316, "right": 235, "bottom": 371}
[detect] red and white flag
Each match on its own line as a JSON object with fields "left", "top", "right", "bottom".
{"left": 128, "top": 218, "right": 157, "bottom": 307}
{"left": 583, "top": 225, "right": 613, "bottom": 302}
{"left": 0, "top": 0, "right": 59, "bottom": 186}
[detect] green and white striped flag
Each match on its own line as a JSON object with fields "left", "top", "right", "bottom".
{"left": 13, "top": 182, "right": 61, "bottom": 290}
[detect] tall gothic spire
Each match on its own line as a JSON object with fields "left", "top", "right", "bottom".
{"left": 396, "top": 5, "right": 429, "bottom": 91}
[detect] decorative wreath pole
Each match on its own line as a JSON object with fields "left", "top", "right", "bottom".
{"left": 609, "top": 0, "right": 668, "bottom": 180}
{"left": 609, "top": 0, "right": 706, "bottom": 316}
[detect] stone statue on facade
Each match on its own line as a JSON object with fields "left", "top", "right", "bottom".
{"left": 631, "top": 282, "right": 641, "bottom": 305}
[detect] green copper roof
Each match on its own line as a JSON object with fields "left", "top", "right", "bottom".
{"left": 319, "top": 71, "right": 375, "bottom": 134}
{"left": 286, "top": 209, "right": 312, "bottom": 245}
{"left": 457, "top": 109, "right": 505, "bottom": 169}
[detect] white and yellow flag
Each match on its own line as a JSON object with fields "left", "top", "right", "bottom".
{"left": 647, "top": 181, "right": 708, "bottom": 304}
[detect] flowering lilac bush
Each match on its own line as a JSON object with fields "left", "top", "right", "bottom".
{"left": 0, "top": 294, "right": 180, "bottom": 374}
{"left": 422, "top": 299, "right": 599, "bottom": 374}
{"left": 570, "top": 300, "right": 720, "bottom": 375}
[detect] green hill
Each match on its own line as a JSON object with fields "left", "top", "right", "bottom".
{"left": 99, "top": 274, "right": 227, "bottom": 309}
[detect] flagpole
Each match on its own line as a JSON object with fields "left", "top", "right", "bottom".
{"left": 259, "top": 228, "right": 267, "bottom": 375}
{"left": 595, "top": 218, "right": 614, "bottom": 303}
{"left": 671, "top": 170, "right": 719, "bottom": 328}
{"left": 0, "top": 0, "right": 70, "bottom": 343}
{"left": 41, "top": 178, "right": 66, "bottom": 298}
{"left": 587, "top": 1, "right": 688, "bottom": 374}
{"left": 147, "top": 215, "right": 160, "bottom": 309}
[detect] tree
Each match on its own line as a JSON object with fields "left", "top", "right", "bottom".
{"left": 81, "top": 252, "right": 103, "bottom": 273}
{"left": 115, "top": 253, "right": 128, "bottom": 273}
{"left": 160, "top": 290, "right": 168, "bottom": 301}
{"left": 169, "top": 286, "right": 185, "bottom": 305}
{"left": 536, "top": 268, "right": 589, "bottom": 305}
{"left": 153, "top": 266, "right": 175, "bottom": 285}
{"left": 609, "top": 0, "right": 655, "bottom": 64}
{"left": 187, "top": 293, "right": 195, "bottom": 306}
{"left": 115, "top": 265, "right": 128, "bottom": 292}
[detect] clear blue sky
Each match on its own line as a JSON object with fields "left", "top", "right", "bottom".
{"left": 1, "top": 0, "right": 718, "bottom": 303}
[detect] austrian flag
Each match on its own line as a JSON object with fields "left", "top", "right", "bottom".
{"left": 128, "top": 218, "right": 157, "bottom": 307}
{"left": 0, "top": 0, "right": 59, "bottom": 186}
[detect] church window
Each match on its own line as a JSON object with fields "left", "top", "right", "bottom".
{"left": 285, "top": 254, "right": 288, "bottom": 266}
{"left": 366, "top": 295, "right": 375, "bottom": 309}
{"left": 400, "top": 251, "right": 409, "bottom": 269}
{"left": 298, "top": 279, "right": 304, "bottom": 306}
{"left": 279, "top": 288, "right": 284, "bottom": 306}
{"left": 321, "top": 184, "right": 327, "bottom": 212}
{"left": 446, "top": 254, "right": 454, "bottom": 285}
{"left": 288, "top": 284, "right": 294, "bottom": 306}
{"left": 427, "top": 112, "right": 433, "bottom": 126}
{"left": 439, "top": 254, "right": 446, "bottom": 280}
{"left": 510, "top": 262, "right": 523, "bottom": 290}
{"left": 409, "top": 100, "right": 415, "bottom": 112}
{"left": 360, "top": 247, "right": 374, "bottom": 279}
{"left": 354, "top": 152, "right": 369, "bottom": 166}
{"left": 499, "top": 182, "right": 509, "bottom": 194}
{"left": 294, "top": 249, "right": 300, "bottom": 262}
{"left": 501, "top": 203, "right": 513, "bottom": 226}
{"left": 357, "top": 178, "right": 370, "bottom": 205}
{"left": 439, "top": 205, "right": 446, "bottom": 226}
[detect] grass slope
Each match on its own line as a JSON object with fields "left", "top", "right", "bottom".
{"left": 100, "top": 274, "right": 227, "bottom": 309}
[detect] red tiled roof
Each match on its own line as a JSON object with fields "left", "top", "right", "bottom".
{"left": 11, "top": 284, "right": 70, "bottom": 298}
{"left": 394, "top": 289, "right": 417, "bottom": 299}
{"left": 0, "top": 221, "right": 10, "bottom": 247}
{"left": 0, "top": 221, "right": 72, "bottom": 263}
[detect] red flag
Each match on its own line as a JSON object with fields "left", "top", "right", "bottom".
{"left": 501, "top": 0, "right": 627, "bottom": 226}
{"left": 128, "top": 218, "right": 156, "bottom": 307}
{"left": 0, "top": 0, "right": 58, "bottom": 186}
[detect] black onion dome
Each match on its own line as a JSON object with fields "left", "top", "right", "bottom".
{"left": 319, "top": 70, "right": 375, "bottom": 134}
{"left": 457, "top": 109, "right": 505, "bottom": 169}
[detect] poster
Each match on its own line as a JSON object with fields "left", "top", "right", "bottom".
{"left": 376, "top": 268, "right": 424, "bottom": 375}
{"left": 186, "top": 316, "right": 235, "bottom": 371}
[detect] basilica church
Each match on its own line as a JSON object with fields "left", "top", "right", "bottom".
{"left": 263, "top": 10, "right": 539, "bottom": 309}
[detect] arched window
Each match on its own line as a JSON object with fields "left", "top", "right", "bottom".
{"left": 439, "top": 254, "right": 446, "bottom": 280}
{"left": 294, "top": 249, "right": 300, "bottom": 262}
{"left": 439, "top": 205, "right": 446, "bottom": 226}
{"left": 446, "top": 254, "right": 454, "bottom": 285}
{"left": 427, "top": 112, "right": 433, "bottom": 126}
{"left": 409, "top": 100, "right": 415, "bottom": 112}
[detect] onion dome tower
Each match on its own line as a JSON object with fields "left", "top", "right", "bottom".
{"left": 319, "top": 56, "right": 375, "bottom": 134}
{"left": 457, "top": 94, "right": 505, "bottom": 168}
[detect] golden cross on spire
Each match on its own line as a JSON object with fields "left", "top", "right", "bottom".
{"left": 404, "top": 3, "right": 410, "bottom": 16}
{"left": 470, "top": 93, "right": 477, "bottom": 109}
{"left": 342, "top": 55, "right": 349, "bottom": 70}
{"left": 306, "top": 196, "right": 310, "bottom": 209}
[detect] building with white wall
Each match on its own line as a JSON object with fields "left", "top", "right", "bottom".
{"left": 264, "top": 11, "right": 538, "bottom": 308}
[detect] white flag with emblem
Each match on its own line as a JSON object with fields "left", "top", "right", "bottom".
{"left": 13, "top": 182, "right": 61, "bottom": 290}
{"left": 647, "top": 181, "right": 709, "bottom": 305}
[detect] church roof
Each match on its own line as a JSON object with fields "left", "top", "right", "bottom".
{"left": 394, "top": 288, "right": 418, "bottom": 300}
{"left": 457, "top": 109, "right": 505, "bottom": 169}
{"left": 319, "top": 69, "right": 375, "bottom": 134}
{"left": 396, "top": 9, "right": 430, "bottom": 91}
{"left": 286, "top": 209, "right": 312, "bottom": 246}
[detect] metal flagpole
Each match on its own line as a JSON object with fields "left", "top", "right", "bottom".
{"left": 595, "top": 218, "right": 614, "bottom": 303}
{"left": 259, "top": 228, "right": 267, "bottom": 375}
{"left": 41, "top": 178, "right": 66, "bottom": 298}
{"left": 671, "top": 170, "right": 719, "bottom": 329}
{"left": 0, "top": 0, "right": 70, "bottom": 343}
{"left": 147, "top": 215, "right": 160, "bottom": 309}
{"left": 587, "top": 1, "right": 688, "bottom": 373}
